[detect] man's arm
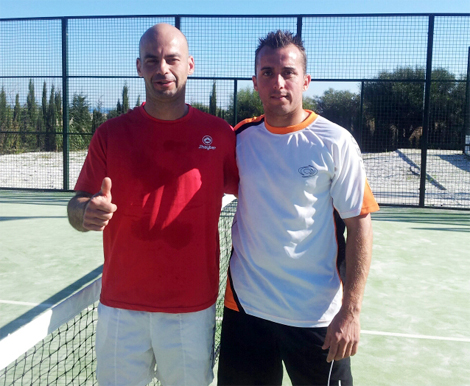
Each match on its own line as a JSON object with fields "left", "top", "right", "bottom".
{"left": 67, "top": 177, "right": 117, "bottom": 232}
{"left": 322, "top": 212, "right": 373, "bottom": 362}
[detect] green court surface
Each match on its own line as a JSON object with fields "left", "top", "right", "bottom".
{"left": 0, "top": 190, "right": 103, "bottom": 339}
{"left": 1, "top": 190, "right": 469, "bottom": 385}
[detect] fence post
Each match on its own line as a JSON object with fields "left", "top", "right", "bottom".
{"left": 359, "top": 81, "right": 365, "bottom": 149}
{"left": 297, "top": 16, "right": 302, "bottom": 39}
{"left": 419, "top": 15, "right": 434, "bottom": 208}
{"left": 464, "top": 46, "right": 470, "bottom": 156}
{"left": 62, "top": 17, "right": 69, "bottom": 191}
{"left": 233, "top": 79, "right": 238, "bottom": 126}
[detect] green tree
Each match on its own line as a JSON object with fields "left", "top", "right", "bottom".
{"left": 0, "top": 86, "right": 13, "bottom": 152}
{"left": 427, "top": 69, "right": 464, "bottom": 149}
{"left": 25, "top": 79, "right": 38, "bottom": 149}
{"left": 45, "top": 85, "right": 57, "bottom": 151}
{"left": 107, "top": 107, "right": 118, "bottom": 120}
{"left": 226, "top": 87, "right": 264, "bottom": 126}
{"left": 0, "top": 86, "right": 10, "bottom": 131}
{"left": 36, "top": 109, "right": 44, "bottom": 150}
{"left": 136, "top": 95, "right": 141, "bottom": 107}
{"left": 92, "top": 99, "right": 106, "bottom": 135}
{"left": 449, "top": 74, "right": 468, "bottom": 149}
{"left": 363, "top": 66, "right": 464, "bottom": 152}
{"left": 122, "top": 84, "right": 129, "bottom": 113}
{"left": 10, "top": 94, "right": 21, "bottom": 151}
{"left": 69, "top": 93, "right": 92, "bottom": 150}
{"left": 55, "top": 90, "right": 62, "bottom": 129}
{"left": 53, "top": 90, "right": 63, "bottom": 150}
{"left": 192, "top": 102, "right": 209, "bottom": 113}
{"left": 362, "top": 67, "right": 425, "bottom": 151}
{"left": 209, "top": 81, "right": 217, "bottom": 116}
{"left": 38, "top": 81, "right": 48, "bottom": 150}
{"left": 108, "top": 84, "right": 132, "bottom": 120}
{"left": 314, "top": 89, "right": 360, "bottom": 133}
{"left": 302, "top": 96, "right": 319, "bottom": 112}
{"left": 13, "top": 94, "right": 21, "bottom": 123}
{"left": 41, "top": 82, "right": 48, "bottom": 128}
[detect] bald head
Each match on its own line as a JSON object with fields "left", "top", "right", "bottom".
{"left": 136, "top": 23, "right": 195, "bottom": 119}
{"left": 139, "top": 23, "right": 189, "bottom": 59}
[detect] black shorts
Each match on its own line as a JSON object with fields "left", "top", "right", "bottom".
{"left": 217, "top": 307, "right": 353, "bottom": 386}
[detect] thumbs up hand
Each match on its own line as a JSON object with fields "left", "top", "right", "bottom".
{"left": 82, "top": 177, "right": 118, "bottom": 231}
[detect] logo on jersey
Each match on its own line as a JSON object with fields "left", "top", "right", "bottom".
{"left": 298, "top": 165, "right": 318, "bottom": 178}
{"left": 199, "top": 135, "right": 216, "bottom": 150}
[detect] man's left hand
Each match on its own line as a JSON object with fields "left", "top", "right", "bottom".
{"left": 322, "top": 308, "right": 360, "bottom": 363}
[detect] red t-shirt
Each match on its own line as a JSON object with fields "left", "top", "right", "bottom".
{"left": 75, "top": 105, "right": 238, "bottom": 313}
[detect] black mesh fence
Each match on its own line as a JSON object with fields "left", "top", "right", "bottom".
{"left": 0, "top": 14, "right": 469, "bottom": 209}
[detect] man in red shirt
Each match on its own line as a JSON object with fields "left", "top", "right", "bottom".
{"left": 67, "top": 23, "right": 238, "bottom": 386}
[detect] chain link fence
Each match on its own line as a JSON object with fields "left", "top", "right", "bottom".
{"left": 0, "top": 14, "right": 469, "bottom": 208}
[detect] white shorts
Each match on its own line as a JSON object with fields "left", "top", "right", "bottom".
{"left": 95, "top": 302, "right": 216, "bottom": 386}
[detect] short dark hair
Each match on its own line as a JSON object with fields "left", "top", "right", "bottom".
{"left": 254, "top": 30, "right": 307, "bottom": 75}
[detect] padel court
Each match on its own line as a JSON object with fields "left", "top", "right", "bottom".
{"left": 0, "top": 190, "right": 469, "bottom": 385}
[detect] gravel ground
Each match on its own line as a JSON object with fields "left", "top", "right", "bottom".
{"left": 364, "top": 149, "right": 470, "bottom": 208}
{"left": 1, "top": 149, "right": 469, "bottom": 209}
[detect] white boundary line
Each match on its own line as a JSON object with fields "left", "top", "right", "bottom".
{"left": 362, "top": 329, "right": 470, "bottom": 343}
{"left": 0, "top": 300, "right": 53, "bottom": 307}
{"left": 0, "top": 278, "right": 102, "bottom": 371}
{"left": 214, "top": 321, "right": 470, "bottom": 343}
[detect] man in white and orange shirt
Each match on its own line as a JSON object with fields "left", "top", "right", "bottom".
{"left": 218, "top": 30, "right": 379, "bottom": 386}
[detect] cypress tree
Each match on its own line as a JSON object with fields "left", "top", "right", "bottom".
{"left": 42, "top": 81, "right": 47, "bottom": 128}
{"left": 46, "top": 85, "right": 57, "bottom": 151}
{"left": 0, "top": 86, "right": 11, "bottom": 152}
{"left": 25, "top": 79, "right": 38, "bottom": 148}
{"left": 55, "top": 90, "right": 62, "bottom": 128}
{"left": 122, "top": 84, "right": 129, "bottom": 113}
{"left": 91, "top": 99, "right": 106, "bottom": 134}
{"left": 209, "top": 81, "right": 217, "bottom": 116}
{"left": 0, "top": 86, "right": 8, "bottom": 130}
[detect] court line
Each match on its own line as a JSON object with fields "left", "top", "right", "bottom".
{"left": 362, "top": 329, "right": 470, "bottom": 343}
{"left": 0, "top": 300, "right": 53, "bottom": 307}
{"left": 215, "top": 318, "right": 470, "bottom": 343}
{"left": 0, "top": 278, "right": 101, "bottom": 371}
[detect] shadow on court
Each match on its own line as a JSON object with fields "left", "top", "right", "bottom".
{"left": 0, "top": 190, "right": 72, "bottom": 206}
{"left": 372, "top": 206, "right": 470, "bottom": 229}
{"left": 0, "top": 216, "right": 67, "bottom": 222}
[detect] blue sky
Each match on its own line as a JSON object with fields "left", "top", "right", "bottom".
{"left": 1, "top": 0, "right": 469, "bottom": 19}
{"left": 1, "top": 0, "right": 469, "bottom": 110}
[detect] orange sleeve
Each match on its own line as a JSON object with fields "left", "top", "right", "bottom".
{"left": 360, "top": 179, "right": 380, "bottom": 215}
{"left": 234, "top": 115, "right": 265, "bottom": 132}
{"left": 223, "top": 277, "right": 239, "bottom": 312}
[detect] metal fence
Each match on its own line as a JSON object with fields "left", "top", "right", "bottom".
{"left": 0, "top": 14, "right": 469, "bottom": 209}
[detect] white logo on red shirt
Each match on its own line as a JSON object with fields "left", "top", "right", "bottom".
{"left": 199, "top": 135, "right": 216, "bottom": 150}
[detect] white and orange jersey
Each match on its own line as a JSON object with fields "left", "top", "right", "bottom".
{"left": 225, "top": 110, "right": 379, "bottom": 328}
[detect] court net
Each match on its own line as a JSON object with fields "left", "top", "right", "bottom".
{"left": 0, "top": 196, "right": 237, "bottom": 386}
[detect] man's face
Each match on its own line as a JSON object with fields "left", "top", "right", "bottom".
{"left": 253, "top": 44, "right": 310, "bottom": 123}
{"left": 136, "top": 31, "right": 194, "bottom": 104}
